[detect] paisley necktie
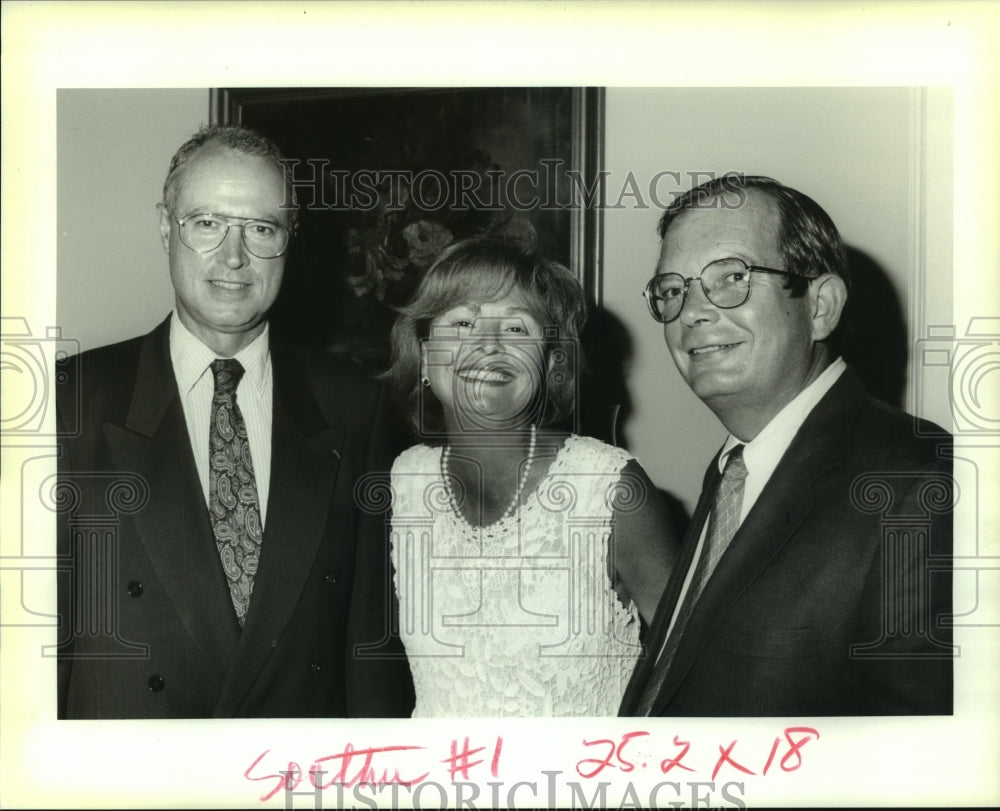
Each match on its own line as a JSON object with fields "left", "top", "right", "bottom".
{"left": 208, "top": 358, "right": 262, "bottom": 627}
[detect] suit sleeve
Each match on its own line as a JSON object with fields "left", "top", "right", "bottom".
{"left": 850, "top": 456, "right": 954, "bottom": 714}
{"left": 344, "top": 381, "right": 416, "bottom": 717}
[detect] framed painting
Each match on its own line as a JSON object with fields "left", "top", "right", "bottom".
{"left": 212, "top": 87, "right": 604, "bottom": 371}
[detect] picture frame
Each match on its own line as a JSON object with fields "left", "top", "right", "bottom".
{"left": 211, "top": 87, "right": 604, "bottom": 371}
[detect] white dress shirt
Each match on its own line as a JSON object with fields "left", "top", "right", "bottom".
{"left": 169, "top": 315, "right": 274, "bottom": 527}
{"left": 658, "top": 358, "right": 847, "bottom": 653}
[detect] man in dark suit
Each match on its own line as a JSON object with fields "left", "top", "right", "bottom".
{"left": 56, "top": 125, "right": 413, "bottom": 718}
{"left": 620, "top": 175, "right": 953, "bottom": 716}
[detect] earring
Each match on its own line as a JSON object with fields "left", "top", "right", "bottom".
{"left": 422, "top": 376, "right": 430, "bottom": 387}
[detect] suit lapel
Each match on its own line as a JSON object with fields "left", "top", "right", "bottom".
{"left": 214, "top": 338, "right": 346, "bottom": 716}
{"left": 647, "top": 371, "right": 869, "bottom": 714}
{"left": 619, "top": 458, "right": 719, "bottom": 714}
{"left": 104, "top": 318, "right": 239, "bottom": 680}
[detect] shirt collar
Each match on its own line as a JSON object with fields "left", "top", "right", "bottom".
{"left": 717, "top": 357, "right": 846, "bottom": 473}
{"left": 169, "top": 313, "right": 271, "bottom": 396}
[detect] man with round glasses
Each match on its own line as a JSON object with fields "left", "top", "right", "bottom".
{"left": 620, "top": 175, "right": 953, "bottom": 716}
{"left": 57, "top": 125, "right": 413, "bottom": 718}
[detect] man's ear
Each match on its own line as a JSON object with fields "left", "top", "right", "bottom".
{"left": 156, "top": 203, "right": 171, "bottom": 254}
{"left": 808, "top": 273, "right": 848, "bottom": 342}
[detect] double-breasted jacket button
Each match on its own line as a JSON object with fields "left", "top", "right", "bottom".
{"left": 147, "top": 675, "right": 165, "bottom": 692}
{"left": 127, "top": 580, "right": 143, "bottom": 597}
{"left": 309, "top": 662, "right": 322, "bottom": 674}
{"left": 323, "top": 574, "right": 337, "bottom": 584}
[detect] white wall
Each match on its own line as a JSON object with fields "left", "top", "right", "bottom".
{"left": 57, "top": 89, "right": 208, "bottom": 352}
{"left": 601, "top": 87, "right": 953, "bottom": 513}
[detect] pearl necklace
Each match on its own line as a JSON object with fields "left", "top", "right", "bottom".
{"left": 440, "top": 424, "right": 537, "bottom": 529}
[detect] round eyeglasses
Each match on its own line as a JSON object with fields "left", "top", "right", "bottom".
{"left": 173, "top": 212, "right": 290, "bottom": 259}
{"left": 642, "top": 257, "right": 804, "bottom": 323}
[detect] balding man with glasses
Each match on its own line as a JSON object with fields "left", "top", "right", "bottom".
{"left": 619, "top": 175, "right": 953, "bottom": 716}
{"left": 57, "top": 125, "right": 413, "bottom": 719}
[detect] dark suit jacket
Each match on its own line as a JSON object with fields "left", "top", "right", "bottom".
{"left": 619, "top": 369, "right": 953, "bottom": 716}
{"left": 56, "top": 316, "right": 414, "bottom": 718}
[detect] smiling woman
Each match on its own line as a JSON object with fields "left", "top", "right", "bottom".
{"left": 424, "top": 296, "right": 547, "bottom": 435}
{"left": 383, "top": 236, "right": 679, "bottom": 717}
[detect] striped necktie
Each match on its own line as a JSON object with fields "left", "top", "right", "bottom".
{"left": 636, "top": 444, "right": 748, "bottom": 714}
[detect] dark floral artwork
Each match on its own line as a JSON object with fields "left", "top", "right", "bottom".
{"left": 214, "top": 87, "right": 597, "bottom": 372}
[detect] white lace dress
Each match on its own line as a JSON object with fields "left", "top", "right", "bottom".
{"left": 389, "top": 434, "right": 642, "bottom": 717}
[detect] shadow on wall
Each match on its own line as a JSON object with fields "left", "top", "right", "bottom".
{"left": 580, "top": 306, "right": 634, "bottom": 449}
{"left": 580, "top": 307, "right": 692, "bottom": 542}
{"left": 839, "top": 246, "right": 909, "bottom": 410}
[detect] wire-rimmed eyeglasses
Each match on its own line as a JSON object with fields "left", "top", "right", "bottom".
{"left": 172, "top": 212, "right": 291, "bottom": 259}
{"left": 642, "top": 257, "right": 806, "bottom": 324}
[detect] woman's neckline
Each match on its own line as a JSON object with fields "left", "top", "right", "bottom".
{"left": 439, "top": 431, "right": 574, "bottom": 532}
